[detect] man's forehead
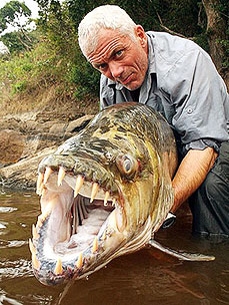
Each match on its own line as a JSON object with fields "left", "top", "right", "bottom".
{"left": 87, "top": 30, "right": 129, "bottom": 63}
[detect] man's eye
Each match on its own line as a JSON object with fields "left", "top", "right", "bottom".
{"left": 115, "top": 50, "right": 123, "bottom": 58}
{"left": 97, "top": 63, "right": 107, "bottom": 71}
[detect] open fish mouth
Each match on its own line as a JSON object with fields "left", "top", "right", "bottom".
{"left": 30, "top": 155, "right": 129, "bottom": 285}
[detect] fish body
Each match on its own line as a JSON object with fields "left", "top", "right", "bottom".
{"left": 30, "top": 102, "right": 214, "bottom": 286}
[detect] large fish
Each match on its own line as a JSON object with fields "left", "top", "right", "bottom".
{"left": 30, "top": 102, "right": 214, "bottom": 286}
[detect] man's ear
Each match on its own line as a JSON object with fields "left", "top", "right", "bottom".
{"left": 135, "top": 25, "right": 147, "bottom": 47}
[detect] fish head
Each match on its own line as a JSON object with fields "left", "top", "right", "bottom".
{"left": 30, "top": 103, "right": 177, "bottom": 285}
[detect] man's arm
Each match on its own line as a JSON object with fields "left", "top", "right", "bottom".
{"left": 170, "top": 147, "right": 218, "bottom": 213}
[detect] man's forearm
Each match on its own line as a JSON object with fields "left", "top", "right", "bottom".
{"left": 171, "top": 147, "right": 218, "bottom": 213}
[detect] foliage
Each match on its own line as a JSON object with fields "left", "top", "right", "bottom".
{"left": 212, "top": 0, "right": 229, "bottom": 70}
{"left": 0, "top": 1, "right": 37, "bottom": 53}
{"left": 1, "top": 30, "right": 38, "bottom": 54}
{"left": 0, "top": 0, "right": 32, "bottom": 33}
{"left": 69, "top": 49, "right": 100, "bottom": 99}
{"left": 36, "top": 0, "right": 101, "bottom": 98}
{"left": 0, "top": 38, "right": 66, "bottom": 97}
{"left": 220, "top": 36, "right": 229, "bottom": 69}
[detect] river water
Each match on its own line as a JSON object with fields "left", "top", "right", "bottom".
{"left": 0, "top": 190, "right": 228, "bottom": 305}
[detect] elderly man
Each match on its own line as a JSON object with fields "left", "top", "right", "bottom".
{"left": 78, "top": 5, "right": 229, "bottom": 237}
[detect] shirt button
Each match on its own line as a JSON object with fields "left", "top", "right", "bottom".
{"left": 187, "top": 107, "right": 193, "bottom": 114}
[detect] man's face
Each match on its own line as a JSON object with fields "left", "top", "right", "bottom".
{"left": 87, "top": 26, "right": 148, "bottom": 91}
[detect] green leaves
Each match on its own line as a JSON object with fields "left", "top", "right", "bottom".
{"left": 0, "top": 0, "right": 32, "bottom": 33}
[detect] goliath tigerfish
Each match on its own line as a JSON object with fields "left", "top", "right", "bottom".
{"left": 30, "top": 102, "right": 215, "bottom": 286}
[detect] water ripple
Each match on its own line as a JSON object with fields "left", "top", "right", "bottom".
{"left": 0, "top": 259, "right": 33, "bottom": 281}
{"left": 0, "top": 290, "right": 23, "bottom": 305}
{"left": 0, "top": 223, "right": 7, "bottom": 229}
{"left": 0, "top": 207, "right": 17, "bottom": 213}
{"left": 0, "top": 239, "right": 28, "bottom": 249}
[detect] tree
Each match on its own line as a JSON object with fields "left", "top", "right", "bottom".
{"left": 0, "top": 1, "right": 34, "bottom": 51}
{"left": 0, "top": 0, "right": 32, "bottom": 32}
{"left": 202, "top": 0, "right": 229, "bottom": 88}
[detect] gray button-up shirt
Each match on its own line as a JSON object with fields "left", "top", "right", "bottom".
{"left": 100, "top": 31, "right": 229, "bottom": 154}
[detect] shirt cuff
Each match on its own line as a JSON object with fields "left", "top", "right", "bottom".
{"left": 185, "top": 138, "right": 221, "bottom": 153}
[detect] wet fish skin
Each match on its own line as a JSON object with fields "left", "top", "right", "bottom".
{"left": 31, "top": 102, "right": 214, "bottom": 286}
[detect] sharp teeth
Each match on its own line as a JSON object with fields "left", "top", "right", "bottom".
{"left": 102, "top": 230, "right": 106, "bottom": 241}
{"left": 43, "top": 167, "right": 52, "bottom": 184}
{"left": 42, "top": 209, "right": 51, "bottom": 220}
{"left": 37, "top": 209, "right": 51, "bottom": 223}
{"left": 41, "top": 201, "right": 55, "bottom": 216}
{"left": 54, "top": 258, "right": 63, "bottom": 275}
{"left": 90, "top": 182, "right": 99, "bottom": 203}
{"left": 76, "top": 252, "right": 83, "bottom": 269}
{"left": 58, "top": 166, "right": 65, "bottom": 186}
{"left": 36, "top": 219, "right": 42, "bottom": 228}
{"left": 36, "top": 172, "right": 44, "bottom": 195}
{"left": 41, "top": 187, "right": 47, "bottom": 198}
{"left": 39, "top": 214, "right": 45, "bottom": 222}
{"left": 32, "top": 224, "right": 39, "bottom": 239}
{"left": 36, "top": 214, "right": 45, "bottom": 228}
{"left": 32, "top": 253, "right": 40, "bottom": 270}
{"left": 29, "top": 238, "right": 36, "bottom": 254}
{"left": 92, "top": 236, "right": 98, "bottom": 253}
{"left": 37, "top": 184, "right": 44, "bottom": 196}
{"left": 112, "top": 199, "right": 116, "bottom": 207}
{"left": 104, "top": 191, "right": 110, "bottom": 206}
{"left": 74, "top": 175, "right": 84, "bottom": 197}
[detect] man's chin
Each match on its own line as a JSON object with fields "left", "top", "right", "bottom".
{"left": 124, "top": 83, "right": 141, "bottom": 91}
{"left": 120, "top": 79, "right": 140, "bottom": 91}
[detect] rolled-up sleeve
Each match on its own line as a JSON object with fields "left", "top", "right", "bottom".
{"left": 163, "top": 48, "right": 229, "bottom": 153}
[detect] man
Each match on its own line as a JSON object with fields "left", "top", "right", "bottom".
{"left": 78, "top": 5, "right": 229, "bottom": 237}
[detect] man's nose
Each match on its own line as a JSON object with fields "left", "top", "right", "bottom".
{"left": 109, "top": 62, "right": 123, "bottom": 79}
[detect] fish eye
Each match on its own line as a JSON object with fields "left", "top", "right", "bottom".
{"left": 116, "top": 154, "right": 138, "bottom": 179}
{"left": 123, "top": 157, "right": 132, "bottom": 173}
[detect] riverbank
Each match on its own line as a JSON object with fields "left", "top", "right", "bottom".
{"left": 0, "top": 84, "right": 99, "bottom": 190}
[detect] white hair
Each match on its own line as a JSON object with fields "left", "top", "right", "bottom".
{"left": 78, "top": 5, "right": 137, "bottom": 58}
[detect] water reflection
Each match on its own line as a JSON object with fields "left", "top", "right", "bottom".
{"left": 0, "top": 191, "right": 228, "bottom": 305}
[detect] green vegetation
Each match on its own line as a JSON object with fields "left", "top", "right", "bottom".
{"left": 0, "top": 35, "right": 100, "bottom": 114}
{"left": 0, "top": 0, "right": 228, "bottom": 116}
{"left": 0, "top": 1, "right": 101, "bottom": 115}
{"left": 0, "top": 0, "right": 36, "bottom": 52}
{"left": 0, "top": 39, "right": 60, "bottom": 93}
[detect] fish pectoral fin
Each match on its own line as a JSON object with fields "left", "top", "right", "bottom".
{"left": 148, "top": 239, "right": 215, "bottom": 261}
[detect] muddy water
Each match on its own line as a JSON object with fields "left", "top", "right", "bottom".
{"left": 0, "top": 191, "right": 228, "bottom": 305}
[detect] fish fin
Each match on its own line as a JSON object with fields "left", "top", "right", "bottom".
{"left": 149, "top": 239, "right": 215, "bottom": 261}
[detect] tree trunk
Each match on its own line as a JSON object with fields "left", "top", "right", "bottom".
{"left": 202, "top": 0, "right": 228, "bottom": 89}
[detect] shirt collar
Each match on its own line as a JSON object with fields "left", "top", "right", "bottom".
{"left": 106, "top": 78, "right": 124, "bottom": 91}
{"left": 146, "top": 32, "right": 156, "bottom": 74}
